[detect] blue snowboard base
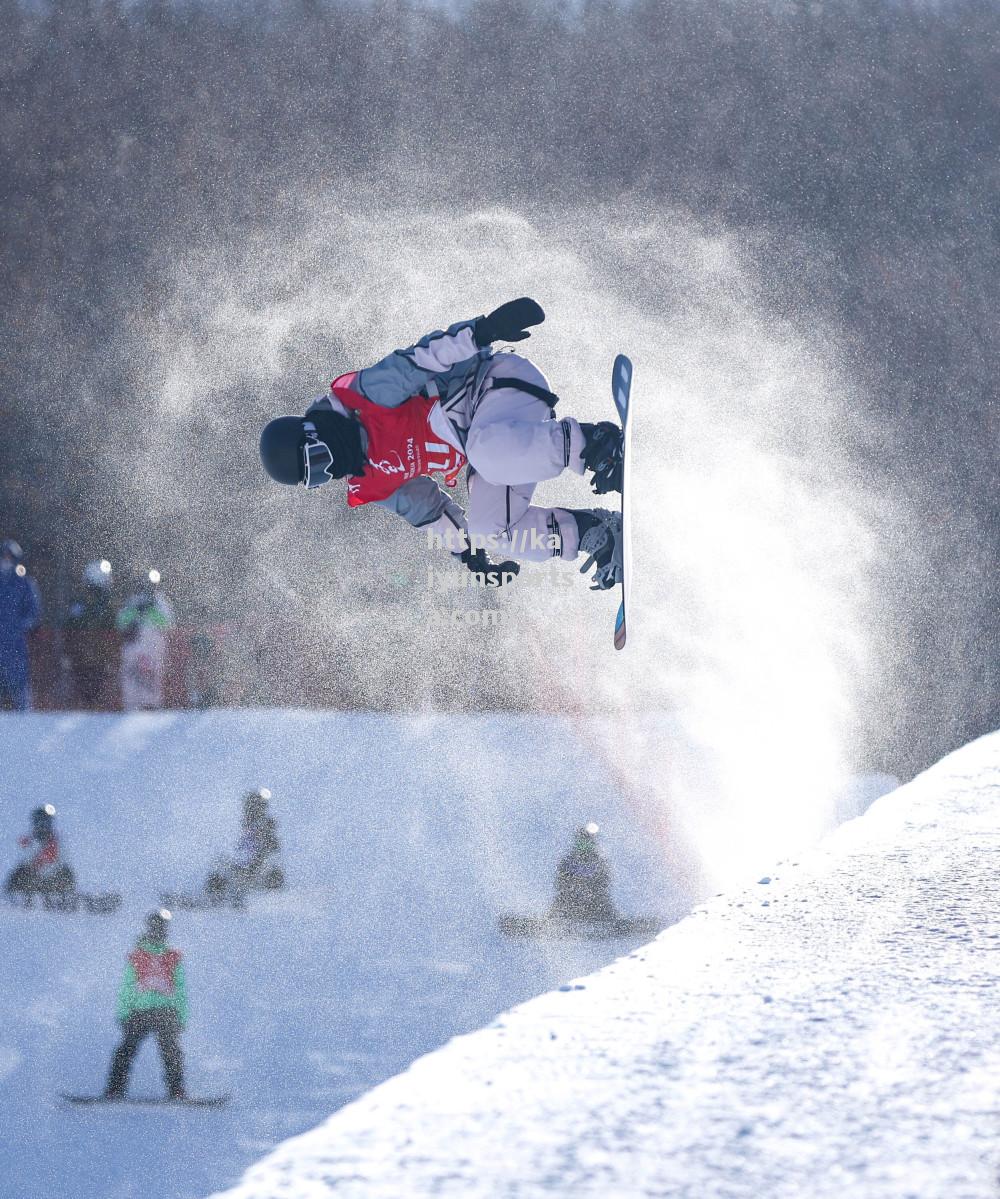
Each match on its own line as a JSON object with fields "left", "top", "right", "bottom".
{"left": 611, "top": 354, "right": 633, "bottom": 651}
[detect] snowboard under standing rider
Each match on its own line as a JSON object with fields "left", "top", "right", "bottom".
{"left": 259, "top": 300, "right": 625, "bottom": 588}
{"left": 104, "top": 910, "right": 187, "bottom": 1101}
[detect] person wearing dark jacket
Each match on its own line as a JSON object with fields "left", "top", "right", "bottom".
{"left": 0, "top": 539, "right": 42, "bottom": 712}
{"left": 64, "top": 560, "right": 119, "bottom": 709}
{"left": 104, "top": 910, "right": 187, "bottom": 1100}
{"left": 550, "top": 823, "right": 619, "bottom": 923}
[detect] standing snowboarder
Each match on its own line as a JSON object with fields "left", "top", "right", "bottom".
{"left": 104, "top": 910, "right": 187, "bottom": 1101}
{"left": 259, "top": 300, "right": 625, "bottom": 589}
{"left": 117, "top": 573, "right": 174, "bottom": 712}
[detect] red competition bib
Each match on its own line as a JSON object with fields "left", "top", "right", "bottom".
{"left": 331, "top": 373, "right": 466, "bottom": 507}
{"left": 130, "top": 947, "right": 181, "bottom": 995}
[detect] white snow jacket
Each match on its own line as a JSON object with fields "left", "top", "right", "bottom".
{"left": 306, "top": 318, "right": 535, "bottom": 547}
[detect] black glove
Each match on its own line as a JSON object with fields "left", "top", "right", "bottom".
{"left": 474, "top": 298, "right": 545, "bottom": 348}
{"left": 458, "top": 548, "right": 520, "bottom": 586}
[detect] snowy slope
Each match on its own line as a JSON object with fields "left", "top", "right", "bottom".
{"left": 0, "top": 710, "right": 690, "bottom": 1199}
{"left": 208, "top": 732, "right": 1000, "bottom": 1199}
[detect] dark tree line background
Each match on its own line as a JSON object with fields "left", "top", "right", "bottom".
{"left": 1, "top": 0, "right": 997, "bottom": 776}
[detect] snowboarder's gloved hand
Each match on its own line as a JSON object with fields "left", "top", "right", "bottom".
{"left": 474, "top": 298, "right": 545, "bottom": 347}
{"left": 458, "top": 548, "right": 520, "bottom": 586}
{"left": 574, "top": 509, "right": 623, "bottom": 591}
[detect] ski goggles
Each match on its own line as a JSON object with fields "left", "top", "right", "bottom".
{"left": 301, "top": 421, "right": 335, "bottom": 489}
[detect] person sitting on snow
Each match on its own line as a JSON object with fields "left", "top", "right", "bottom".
{"left": 550, "top": 823, "right": 619, "bottom": 923}
{"left": 4, "top": 804, "right": 75, "bottom": 899}
{"left": 259, "top": 299, "right": 625, "bottom": 590}
{"left": 205, "top": 789, "right": 284, "bottom": 902}
{"left": 104, "top": 910, "right": 187, "bottom": 1101}
{"left": 233, "top": 790, "right": 282, "bottom": 880}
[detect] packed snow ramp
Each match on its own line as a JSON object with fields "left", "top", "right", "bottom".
{"left": 210, "top": 732, "right": 1000, "bottom": 1199}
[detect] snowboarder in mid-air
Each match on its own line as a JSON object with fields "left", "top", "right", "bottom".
{"left": 104, "top": 910, "right": 187, "bottom": 1101}
{"left": 5, "top": 804, "right": 75, "bottom": 901}
{"left": 550, "top": 823, "right": 619, "bottom": 924}
{"left": 259, "top": 299, "right": 625, "bottom": 589}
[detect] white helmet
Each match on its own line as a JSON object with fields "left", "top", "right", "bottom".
{"left": 83, "top": 559, "right": 113, "bottom": 589}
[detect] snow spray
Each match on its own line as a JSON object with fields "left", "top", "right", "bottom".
{"left": 138, "top": 199, "right": 878, "bottom": 896}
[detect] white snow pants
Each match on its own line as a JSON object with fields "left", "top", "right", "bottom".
{"left": 120, "top": 625, "right": 167, "bottom": 712}
{"left": 464, "top": 355, "right": 586, "bottom": 562}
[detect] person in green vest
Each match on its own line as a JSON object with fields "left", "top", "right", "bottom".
{"left": 116, "top": 572, "right": 175, "bottom": 711}
{"left": 104, "top": 909, "right": 187, "bottom": 1100}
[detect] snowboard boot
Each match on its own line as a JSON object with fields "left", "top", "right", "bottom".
{"left": 573, "top": 509, "right": 623, "bottom": 591}
{"left": 580, "top": 421, "right": 624, "bottom": 494}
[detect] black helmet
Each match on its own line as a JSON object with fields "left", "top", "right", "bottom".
{"left": 244, "top": 787, "right": 271, "bottom": 817}
{"left": 145, "top": 909, "right": 171, "bottom": 941}
{"left": 260, "top": 416, "right": 307, "bottom": 485}
{"left": 31, "top": 804, "right": 56, "bottom": 833}
{"left": 260, "top": 406, "right": 365, "bottom": 488}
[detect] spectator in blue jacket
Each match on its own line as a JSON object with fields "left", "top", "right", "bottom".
{"left": 0, "top": 539, "right": 42, "bottom": 712}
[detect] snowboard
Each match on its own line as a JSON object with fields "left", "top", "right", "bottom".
{"left": 159, "top": 891, "right": 246, "bottom": 912}
{"left": 611, "top": 354, "right": 633, "bottom": 651}
{"left": 499, "top": 913, "right": 662, "bottom": 941}
{"left": 161, "top": 896, "right": 243, "bottom": 911}
{"left": 61, "top": 1093, "right": 228, "bottom": 1108}
{"left": 7, "top": 891, "right": 122, "bottom": 915}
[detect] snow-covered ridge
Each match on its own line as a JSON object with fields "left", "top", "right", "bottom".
{"left": 209, "top": 731, "right": 1000, "bottom": 1199}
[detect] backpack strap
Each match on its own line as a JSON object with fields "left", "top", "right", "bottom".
{"left": 489, "top": 376, "right": 560, "bottom": 409}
